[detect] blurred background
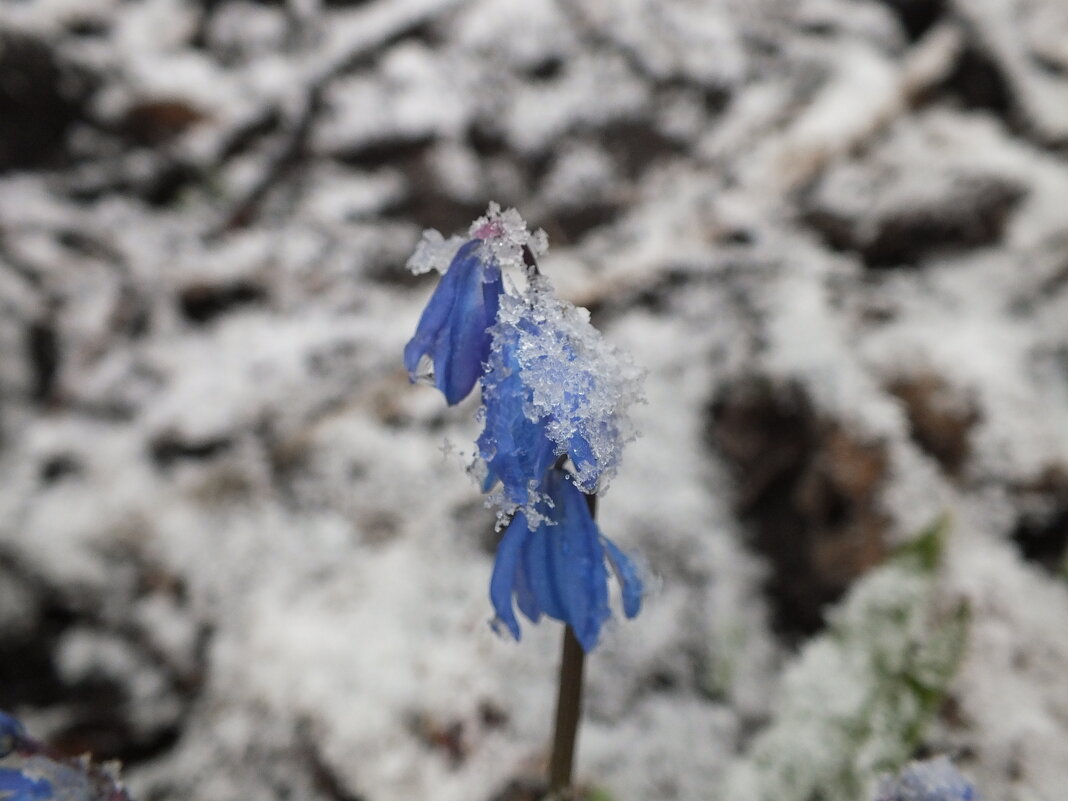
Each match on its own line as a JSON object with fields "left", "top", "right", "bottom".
{"left": 1, "top": 1, "right": 1067, "bottom": 800}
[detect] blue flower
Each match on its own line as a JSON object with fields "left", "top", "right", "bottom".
{"left": 477, "top": 327, "right": 557, "bottom": 507}
{"left": 0, "top": 770, "right": 52, "bottom": 801}
{"left": 403, "top": 239, "right": 504, "bottom": 405}
{"left": 0, "top": 712, "right": 24, "bottom": 758}
{"left": 489, "top": 467, "right": 643, "bottom": 652}
{"left": 875, "top": 757, "right": 979, "bottom": 801}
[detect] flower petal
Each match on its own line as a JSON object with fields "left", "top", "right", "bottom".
{"left": 489, "top": 514, "right": 528, "bottom": 641}
{"left": 552, "top": 473, "right": 610, "bottom": 651}
{"left": 0, "top": 711, "right": 24, "bottom": 758}
{"left": 403, "top": 240, "right": 502, "bottom": 405}
{"left": 602, "top": 537, "right": 643, "bottom": 619}
{"left": 0, "top": 769, "right": 52, "bottom": 801}
{"left": 486, "top": 466, "right": 643, "bottom": 651}
{"left": 513, "top": 554, "right": 541, "bottom": 623}
{"left": 522, "top": 515, "right": 567, "bottom": 622}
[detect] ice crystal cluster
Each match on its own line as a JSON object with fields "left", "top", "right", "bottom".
{"left": 0, "top": 710, "right": 132, "bottom": 801}
{"left": 403, "top": 204, "right": 644, "bottom": 651}
{"left": 491, "top": 281, "right": 643, "bottom": 495}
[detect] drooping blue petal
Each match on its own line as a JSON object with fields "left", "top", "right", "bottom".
{"left": 554, "top": 530, "right": 607, "bottom": 651}
{"left": 550, "top": 471, "right": 610, "bottom": 651}
{"left": 602, "top": 536, "right": 643, "bottom": 619}
{"left": 403, "top": 240, "right": 503, "bottom": 405}
{"left": 0, "top": 769, "right": 52, "bottom": 801}
{"left": 487, "top": 467, "right": 640, "bottom": 652}
{"left": 521, "top": 510, "right": 567, "bottom": 622}
{"left": 513, "top": 556, "right": 541, "bottom": 624}
{"left": 489, "top": 515, "right": 529, "bottom": 641}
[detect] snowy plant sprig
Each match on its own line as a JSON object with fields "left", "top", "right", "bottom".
{"left": 403, "top": 202, "right": 645, "bottom": 652}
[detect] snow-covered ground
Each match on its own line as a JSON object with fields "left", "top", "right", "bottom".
{"left": 1, "top": 1, "right": 1067, "bottom": 800}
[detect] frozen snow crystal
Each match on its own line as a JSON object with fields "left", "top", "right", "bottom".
{"left": 405, "top": 229, "right": 467, "bottom": 275}
{"left": 467, "top": 201, "right": 548, "bottom": 275}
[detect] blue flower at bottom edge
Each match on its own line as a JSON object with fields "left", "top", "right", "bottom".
{"left": 490, "top": 467, "right": 643, "bottom": 652}
{"left": 0, "top": 712, "right": 24, "bottom": 758}
{"left": 875, "top": 757, "right": 978, "bottom": 801}
{"left": 403, "top": 239, "right": 504, "bottom": 406}
{"left": 0, "top": 770, "right": 53, "bottom": 801}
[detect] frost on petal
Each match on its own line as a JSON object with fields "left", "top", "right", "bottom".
{"left": 468, "top": 202, "right": 549, "bottom": 275}
{"left": 494, "top": 283, "right": 645, "bottom": 493}
{"left": 476, "top": 325, "right": 556, "bottom": 511}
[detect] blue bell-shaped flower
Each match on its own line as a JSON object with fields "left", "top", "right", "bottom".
{"left": 403, "top": 239, "right": 504, "bottom": 405}
{"left": 489, "top": 467, "right": 643, "bottom": 652}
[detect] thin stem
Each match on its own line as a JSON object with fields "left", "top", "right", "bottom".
{"left": 548, "top": 626, "right": 585, "bottom": 796}
{"left": 547, "top": 492, "right": 596, "bottom": 798}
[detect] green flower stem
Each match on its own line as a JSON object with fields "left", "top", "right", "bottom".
{"left": 548, "top": 491, "right": 596, "bottom": 797}
{"left": 549, "top": 625, "right": 586, "bottom": 796}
